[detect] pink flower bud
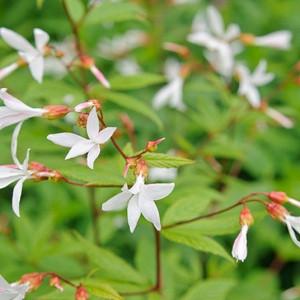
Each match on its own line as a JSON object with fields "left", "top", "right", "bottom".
{"left": 75, "top": 285, "right": 89, "bottom": 300}
{"left": 239, "top": 206, "right": 254, "bottom": 226}
{"left": 268, "top": 191, "right": 288, "bottom": 204}
{"left": 19, "top": 273, "right": 45, "bottom": 291}
{"left": 266, "top": 202, "right": 288, "bottom": 221}
{"left": 135, "top": 159, "right": 148, "bottom": 177}
{"left": 146, "top": 137, "right": 165, "bottom": 152}
{"left": 50, "top": 276, "right": 63, "bottom": 292}
{"left": 74, "top": 100, "right": 101, "bottom": 113}
{"left": 43, "top": 105, "right": 71, "bottom": 120}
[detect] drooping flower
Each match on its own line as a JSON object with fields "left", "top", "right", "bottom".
{"left": 102, "top": 174, "right": 175, "bottom": 232}
{"left": 231, "top": 206, "right": 253, "bottom": 262}
{"left": 188, "top": 6, "right": 241, "bottom": 77}
{"left": 0, "top": 275, "right": 29, "bottom": 300}
{"left": 0, "top": 28, "right": 50, "bottom": 83}
{"left": 152, "top": 59, "right": 186, "bottom": 111}
{"left": 47, "top": 107, "right": 116, "bottom": 169}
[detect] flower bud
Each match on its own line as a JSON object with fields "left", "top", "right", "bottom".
{"left": 268, "top": 191, "right": 287, "bottom": 204}
{"left": 50, "top": 276, "right": 63, "bottom": 292}
{"left": 146, "top": 137, "right": 165, "bottom": 152}
{"left": 239, "top": 206, "right": 254, "bottom": 226}
{"left": 240, "top": 33, "right": 255, "bottom": 44}
{"left": 29, "top": 162, "right": 63, "bottom": 182}
{"left": 80, "top": 55, "right": 94, "bottom": 69}
{"left": 75, "top": 285, "right": 89, "bottom": 300}
{"left": 266, "top": 202, "right": 288, "bottom": 221}
{"left": 74, "top": 100, "right": 101, "bottom": 113}
{"left": 43, "top": 105, "right": 71, "bottom": 120}
{"left": 77, "top": 113, "right": 89, "bottom": 128}
{"left": 55, "top": 49, "right": 65, "bottom": 58}
{"left": 19, "top": 273, "right": 45, "bottom": 291}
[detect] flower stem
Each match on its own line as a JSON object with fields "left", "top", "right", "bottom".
{"left": 88, "top": 187, "right": 100, "bottom": 245}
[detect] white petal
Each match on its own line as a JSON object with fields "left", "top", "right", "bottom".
{"left": 251, "top": 60, "right": 274, "bottom": 86}
{"left": 94, "top": 127, "right": 116, "bottom": 144}
{"left": 254, "top": 31, "right": 292, "bottom": 50}
{"left": 286, "top": 220, "right": 300, "bottom": 247}
{"left": 187, "top": 32, "right": 220, "bottom": 49}
{"left": 139, "top": 194, "right": 161, "bottom": 230}
{"left": 285, "top": 215, "right": 300, "bottom": 234}
{"left": 86, "top": 107, "right": 100, "bottom": 140}
{"left": 287, "top": 198, "right": 300, "bottom": 208}
{"left": 87, "top": 144, "right": 101, "bottom": 169}
{"left": 127, "top": 195, "right": 141, "bottom": 233}
{"left": 224, "top": 24, "right": 240, "bottom": 41}
{"left": 144, "top": 183, "right": 175, "bottom": 201}
{"left": 0, "top": 28, "right": 36, "bottom": 54}
{"left": 266, "top": 108, "right": 294, "bottom": 128}
{"left": 28, "top": 55, "right": 44, "bottom": 83}
{"left": 22, "top": 149, "right": 31, "bottom": 171}
{"left": 231, "top": 225, "right": 248, "bottom": 262}
{"left": 0, "top": 176, "right": 21, "bottom": 189}
{"left": 11, "top": 122, "right": 23, "bottom": 168}
{"left": 0, "top": 62, "right": 19, "bottom": 80}
{"left": 102, "top": 191, "right": 132, "bottom": 211}
{"left": 47, "top": 132, "right": 87, "bottom": 147}
{"left": 65, "top": 140, "right": 94, "bottom": 160}
{"left": 34, "top": 28, "right": 49, "bottom": 52}
{"left": 206, "top": 6, "right": 224, "bottom": 36}
{"left": 169, "top": 78, "right": 186, "bottom": 111}
{"left": 129, "top": 174, "right": 145, "bottom": 195}
{"left": 12, "top": 177, "right": 27, "bottom": 217}
{"left": 0, "top": 112, "right": 37, "bottom": 129}
{"left": 0, "top": 167, "right": 24, "bottom": 178}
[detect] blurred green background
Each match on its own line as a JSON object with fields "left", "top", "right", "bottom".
{"left": 1, "top": 0, "right": 300, "bottom": 299}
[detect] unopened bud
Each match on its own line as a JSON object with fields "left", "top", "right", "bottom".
{"left": 80, "top": 55, "right": 94, "bottom": 69}
{"left": 43, "top": 105, "right": 71, "bottom": 120}
{"left": 239, "top": 206, "right": 254, "bottom": 226}
{"left": 29, "top": 162, "right": 63, "bottom": 182}
{"left": 50, "top": 276, "right": 63, "bottom": 292}
{"left": 17, "top": 57, "right": 27, "bottom": 67}
{"left": 268, "top": 191, "right": 287, "bottom": 204}
{"left": 75, "top": 284, "right": 89, "bottom": 300}
{"left": 266, "top": 202, "right": 288, "bottom": 221}
{"left": 240, "top": 33, "right": 255, "bottom": 44}
{"left": 146, "top": 137, "right": 165, "bottom": 152}
{"left": 75, "top": 100, "right": 101, "bottom": 113}
{"left": 20, "top": 273, "right": 45, "bottom": 291}
{"left": 77, "top": 113, "right": 89, "bottom": 128}
{"left": 55, "top": 50, "right": 65, "bottom": 58}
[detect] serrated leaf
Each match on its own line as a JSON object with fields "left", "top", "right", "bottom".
{"left": 76, "top": 233, "right": 147, "bottom": 285}
{"left": 110, "top": 73, "right": 165, "bottom": 90}
{"left": 143, "top": 153, "right": 194, "bottom": 168}
{"left": 162, "top": 229, "right": 232, "bottom": 261}
{"left": 90, "top": 87, "right": 163, "bottom": 129}
{"left": 85, "top": 2, "right": 146, "bottom": 25}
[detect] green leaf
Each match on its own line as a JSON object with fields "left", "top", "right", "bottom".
{"left": 36, "top": 0, "right": 44, "bottom": 8}
{"left": 85, "top": 2, "right": 146, "bottom": 25}
{"left": 110, "top": 73, "right": 165, "bottom": 90}
{"left": 162, "top": 229, "right": 232, "bottom": 262}
{"left": 181, "top": 279, "right": 236, "bottom": 300}
{"left": 64, "top": 0, "right": 85, "bottom": 23}
{"left": 76, "top": 233, "right": 147, "bottom": 285}
{"left": 90, "top": 87, "right": 163, "bottom": 129}
{"left": 143, "top": 153, "right": 194, "bottom": 168}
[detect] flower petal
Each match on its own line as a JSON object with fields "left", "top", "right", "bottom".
{"left": 231, "top": 225, "right": 248, "bottom": 262}
{"left": 127, "top": 195, "right": 141, "bottom": 233}
{"left": 34, "top": 28, "right": 49, "bottom": 52}
{"left": 87, "top": 144, "right": 101, "bottom": 169}
{"left": 206, "top": 6, "right": 224, "bottom": 36}
{"left": 65, "top": 140, "right": 94, "bottom": 160}
{"left": 86, "top": 107, "right": 100, "bottom": 140}
{"left": 47, "top": 132, "right": 87, "bottom": 148}
{"left": 286, "top": 220, "right": 300, "bottom": 247}
{"left": 28, "top": 55, "right": 44, "bottom": 83}
{"left": 11, "top": 122, "right": 23, "bottom": 168}
{"left": 0, "top": 28, "right": 36, "bottom": 54}
{"left": 139, "top": 195, "right": 161, "bottom": 230}
{"left": 12, "top": 177, "right": 27, "bottom": 217}
{"left": 0, "top": 176, "right": 21, "bottom": 189}
{"left": 129, "top": 174, "right": 145, "bottom": 195}
{"left": 94, "top": 127, "right": 116, "bottom": 144}
{"left": 144, "top": 183, "right": 175, "bottom": 201}
{"left": 102, "top": 191, "right": 132, "bottom": 211}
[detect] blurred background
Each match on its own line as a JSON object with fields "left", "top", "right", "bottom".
{"left": 1, "top": 0, "right": 300, "bottom": 299}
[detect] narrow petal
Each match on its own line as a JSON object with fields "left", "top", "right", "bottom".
{"left": 34, "top": 28, "right": 49, "bottom": 52}
{"left": 286, "top": 221, "right": 300, "bottom": 247}
{"left": 0, "top": 28, "right": 36, "bottom": 54}
{"left": 144, "top": 183, "right": 175, "bottom": 201}
{"left": 266, "top": 107, "right": 293, "bottom": 128}
{"left": 28, "top": 55, "right": 44, "bottom": 83}
{"left": 206, "top": 6, "right": 224, "bottom": 36}
{"left": 94, "top": 127, "right": 116, "bottom": 144}
{"left": 11, "top": 122, "right": 23, "bottom": 168}
{"left": 12, "top": 177, "right": 27, "bottom": 217}
{"left": 231, "top": 225, "right": 248, "bottom": 262}
{"left": 22, "top": 149, "right": 31, "bottom": 171}
{"left": 87, "top": 144, "right": 101, "bottom": 169}
{"left": 285, "top": 215, "right": 300, "bottom": 234}
{"left": 224, "top": 24, "right": 240, "bottom": 41}
{"left": 65, "top": 140, "right": 94, "bottom": 160}
{"left": 127, "top": 195, "right": 141, "bottom": 233}
{"left": 287, "top": 198, "right": 300, "bottom": 208}
{"left": 0, "top": 62, "right": 19, "bottom": 80}
{"left": 139, "top": 194, "right": 161, "bottom": 230}
{"left": 0, "top": 176, "right": 21, "bottom": 189}
{"left": 153, "top": 83, "right": 174, "bottom": 109}
{"left": 47, "top": 132, "right": 87, "bottom": 147}
{"left": 86, "top": 107, "right": 100, "bottom": 140}
{"left": 102, "top": 191, "right": 132, "bottom": 211}
{"left": 90, "top": 65, "right": 110, "bottom": 88}
{"left": 129, "top": 174, "right": 145, "bottom": 195}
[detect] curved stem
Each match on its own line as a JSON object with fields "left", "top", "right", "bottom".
{"left": 62, "top": 177, "right": 123, "bottom": 188}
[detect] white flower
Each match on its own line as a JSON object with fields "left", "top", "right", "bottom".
{"left": 115, "top": 58, "right": 141, "bottom": 75}
{"left": 231, "top": 225, "right": 248, "bottom": 262}
{"left": 0, "top": 28, "right": 49, "bottom": 83}
{"left": 102, "top": 174, "right": 175, "bottom": 232}
{"left": 153, "top": 59, "right": 186, "bottom": 111}
{"left": 0, "top": 123, "right": 33, "bottom": 217}
{"left": 235, "top": 60, "right": 274, "bottom": 108}
{"left": 0, "top": 275, "right": 29, "bottom": 300}
{"left": 188, "top": 6, "right": 241, "bottom": 77}
{"left": 47, "top": 107, "right": 116, "bottom": 169}
{"left": 0, "top": 88, "right": 46, "bottom": 130}
{"left": 254, "top": 31, "right": 292, "bottom": 50}
{"left": 149, "top": 167, "right": 177, "bottom": 182}
{"left": 284, "top": 215, "right": 300, "bottom": 247}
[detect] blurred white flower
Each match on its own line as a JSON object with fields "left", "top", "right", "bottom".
{"left": 149, "top": 167, "right": 177, "bottom": 182}
{"left": 0, "top": 88, "right": 46, "bottom": 130}
{"left": 235, "top": 60, "right": 274, "bottom": 108}
{"left": 0, "top": 123, "right": 33, "bottom": 217}
{"left": 102, "top": 174, "right": 175, "bottom": 232}
{"left": 188, "top": 6, "right": 241, "bottom": 77}
{"left": 232, "top": 225, "right": 248, "bottom": 262}
{"left": 47, "top": 107, "right": 116, "bottom": 169}
{"left": 172, "top": 0, "right": 197, "bottom": 4}
{"left": 0, "top": 28, "right": 49, "bottom": 83}
{"left": 0, "top": 275, "right": 29, "bottom": 300}
{"left": 153, "top": 59, "right": 186, "bottom": 111}
{"left": 254, "top": 30, "right": 292, "bottom": 50}
{"left": 115, "top": 58, "right": 141, "bottom": 75}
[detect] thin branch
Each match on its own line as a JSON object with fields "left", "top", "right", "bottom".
{"left": 88, "top": 187, "right": 101, "bottom": 245}
{"left": 62, "top": 177, "right": 123, "bottom": 188}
